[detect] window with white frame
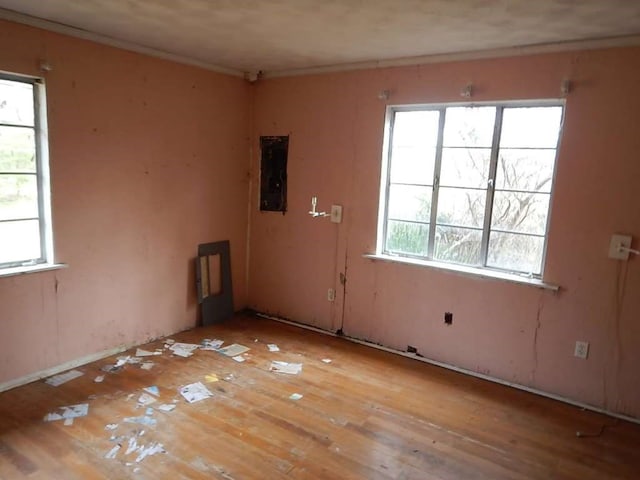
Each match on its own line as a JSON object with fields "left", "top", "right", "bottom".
{"left": 0, "top": 73, "right": 52, "bottom": 270}
{"left": 378, "top": 101, "right": 564, "bottom": 277}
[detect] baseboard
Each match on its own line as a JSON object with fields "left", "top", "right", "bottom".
{"left": 0, "top": 343, "right": 134, "bottom": 393}
{"left": 255, "top": 312, "right": 640, "bottom": 425}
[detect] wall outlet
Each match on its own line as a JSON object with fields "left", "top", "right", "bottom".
{"left": 574, "top": 341, "right": 589, "bottom": 359}
{"left": 608, "top": 234, "right": 632, "bottom": 260}
{"left": 327, "top": 288, "right": 335, "bottom": 302}
{"left": 330, "top": 205, "right": 342, "bottom": 223}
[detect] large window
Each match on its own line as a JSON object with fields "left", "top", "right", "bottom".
{"left": 379, "top": 101, "right": 564, "bottom": 277}
{"left": 0, "top": 74, "right": 52, "bottom": 270}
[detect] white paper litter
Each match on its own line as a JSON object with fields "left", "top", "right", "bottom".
{"left": 267, "top": 344, "right": 280, "bottom": 352}
{"left": 201, "top": 339, "right": 224, "bottom": 350}
{"left": 232, "top": 355, "right": 245, "bottom": 363}
{"left": 63, "top": 418, "right": 74, "bottom": 426}
{"left": 179, "top": 382, "right": 213, "bottom": 403}
{"left": 143, "top": 386, "right": 160, "bottom": 396}
{"left": 218, "top": 344, "right": 250, "bottom": 357}
{"left": 135, "top": 348, "right": 162, "bottom": 357}
{"left": 123, "top": 416, "right": 157, "bottom": 426}
{"left": 105, "top": 423, "right": 118, "bottom": 430}
{"left": 321, "top": 358, "right": 332, "bottom": 364}
{"left": 137, "top": 393, "right": 157, "bottom": 406}
{"left": 45, "top": 369, "right": 83, "bottom": 387}
{"left": 289, "top": 393, "right": 303, "bottom": 400}
{"left": 94, "top": 375, "right": 105, "bottom": 383}
{"left": 269, "top": 361, "right": 303, "bottom": 375}
{"left": 158, "top": 403, "right": 176, "bottom": 412}
{"left": 169, "top": 343, "right": 200, "bottom": 358}
{"left": 43, "top": 403, "right": 89, "bottom": 422}
{"left": 126, "top": 437, "right": 138, "bottom": 455}
{"left": 140, "top": 362, "right": 155, "bottom": 370}
{"left": 105, "top": 444, "right": 121, "bottom": 459}
{"left": 135, "top": 442, "right": 165, "bottom": 463}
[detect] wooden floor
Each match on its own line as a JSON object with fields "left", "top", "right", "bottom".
{"left": 0, "top": 314, "right": 639, "bottom": 479}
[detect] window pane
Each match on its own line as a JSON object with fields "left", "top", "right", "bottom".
{"left": 495, "top": 149, "right": 555, "bottom": 193}
{"left": 0, "top": 80, "right": 34, "bottom": 126}
{"left": 385, "top": 220, "right": 429, "bottom": 256}
{"left": 434, "top": 226, "right": 482, "bottom": 265}
{"left": 487, "top": 232, "right": 544, "bottom": 274}
{"left": 491, "top": 191, "right": 550, "bottom": 235}
{"left": 500, "top": 107, "right": 562, "bottom": 148}
{"left": 440, "top": 147, "right": 490, "bottom": 188}
{"left": 436, "top": 187, "right": 485, "bottom": 228}
{"left": 443, "top": 106, "right": 496, "bottom": 147}
{"left": 0, "top": 174, "right": 39, "bottom": 220}
{"left": 0, "top": 126, "right": 36, "bottom": 172}
{"left": 390, "top": 146, "right": 435, "bottom": 185}
{"left": 392, "top": 111, "right": 440, "bottom": 148}
{"left": 388, "top": 184, "right": 432, "bottom": 222}
{"left": 0, "top": 219, "right": 41, "bottom": 264}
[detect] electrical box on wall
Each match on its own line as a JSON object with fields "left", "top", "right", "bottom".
{"left": 260, "top": 136, "right": 288, "bottom": 212}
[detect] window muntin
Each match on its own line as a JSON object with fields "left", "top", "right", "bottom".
{"left": 381, "top": 101, "right": 563, "bottom": 277}
{"left": 0, "top": 75, "right": 51, "bottom": 269}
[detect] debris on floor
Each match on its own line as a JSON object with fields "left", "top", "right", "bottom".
{"left": 179, "top": 381, "right": 213, "bottom": 403}
{"left": 157, "top": 404, "right": 176, "bottom": 412}
{"left": 267, "top": 344, "right": 280, "bottom": 352}
{"left": 204, "top": 373, "right": 219, "bottom": 383}
{"left": 168, "top": 342, "right": 200, "bottom": 358}
{"left": 143, "top": 386, "right": 160, "bottom": 396}
{"left": 289, "top": 393, "right": 303, "bottom": 401}
{"left": 321, "top": 358, "right": 332, "bottom": 364}
{"left": 137, "top": 393, "right": 157, "bottom": 406}
{"left": 140, "top": 362, "right": 155, "bottom": 370}
{"left": 218, "top": 343, "right": 250, "bottom": 357}
{"left": 44, "top": 403, "right": 89, "bottom": 422}
{"left": 232, "top": 355, "right": 245, "bottom": 363}
{"left": 105, "top": 423, "right": 118, "bottom": 430}
{"left": 63, "top": 418, "right": 74, "bottom": 426}
{"left": 105, "top": 444, "right": 121, "bottom": 459}
{"left": 94, "top": 375, "right": 105, "bottom": 383}
{"left": 45, "top": 369, "right": 84, "bottom": 387}
{"left": 135, "top": 348, "right": 162, "bottom": 357}
{"left": 123, "top": 415, "right": 157, "bottom": 427}
{"left": 270, "top": 361, "right": 303, "bottom": 375}
{"left": 135, "top": 442, "right": 166, "bottom": 463}
{"left": 201, "top": 339, "right": 224, "bottom": 350}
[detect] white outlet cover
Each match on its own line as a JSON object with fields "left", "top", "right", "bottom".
{"left": 330, "top": 205, "right": 342, "bottom": 224}
{"left": 574, "top": 341, "right": 589, "bottom": 359}
{"left": 609, "top": 234, "right": 632, "bottom": 260}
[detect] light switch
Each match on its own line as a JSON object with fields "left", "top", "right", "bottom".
{"left": 330, "top": 205, "right": 343, "bottom": 223}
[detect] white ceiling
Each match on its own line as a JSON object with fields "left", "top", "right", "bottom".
{"left": 1, "top": 0, "right": 639, "bottom": 75}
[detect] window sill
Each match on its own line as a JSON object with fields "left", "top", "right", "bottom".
{"left": 362, "top": 253, "right": 559, "bottom": 291}
{"left": 0, "top": 263, "right": 68, "bottom": 278}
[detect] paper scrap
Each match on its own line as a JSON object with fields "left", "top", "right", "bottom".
{"left": 105, "top": 444, "right": 121, "bottom": 459}
{"left": 135, "top": 442, "right": 165, "bottom": 463}
{"left": 137, "top": 393, "right": 157, "bottom": 406}
{"left": 218, "top": 344, "right": 250, "bottom": 357}
{"left": 158, "top": 404, "right": 176, "bottom": 412}
{"left": 63, "top": 418, "right": 74, "bottom": 426}
{"left": 145, "top": 407, "right": 154, "bottom": 416}
{"left": 45, "top": 369, "right": 83, "bottom": 387}
{"left": 135, "top": 348, "right": 162, "bottom": 357}
{"left": 179, "top": 382, "right": 213, "bottom": 403}
{"left": 126, "top": 437, "right": 138, "bottom": 455}
{"left": 321, "top": 358, "right": 332, "bottom": 364}
{"left": 169, "top": 343, "right": 200, "bottom": 358}
{"left": 269, "top": 361, "right": 303, "bottom": 375}
{"left": 267, "top": 344, "right": 280, "bottom": 352}
{"left": 43, "top": 403, "right": 89, "bottom": 422}
{"left": 289, "top": 393, "right": 303, "bottom": 401}
{"left": 204, "top": 373, "right": 219, "bottom": 383}
{"left": 165, "top": 339, "right": 175, "bottom": 345}
{"left": 94, "top": 375, "right": 105, "bottom": 383}
{"left": 201, "top": 339, "right": 224, "bottom": 350}
{"left": 123, "top": 416, "right": 157, "bottom": 427}
{"left": 105, "top": 423, "right": 118, "bottom": 431}
{"left": 143, "top": 386, "right": 160, "bottom": 397}
{"left": 232, "top": 355, "right": 245, "bottom": 363}
{"left": 140, "top": 362, "right": 155, "bottom": 370}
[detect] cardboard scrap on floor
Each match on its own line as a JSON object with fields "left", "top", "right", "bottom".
{"left": 218, "top": 344, "right": 250, "bottom": 357}
{"left": 179, "top": 381, "right": 213, "bottom": 403}
{"left": 232, "top": 355, "right": 245, "bottom": 363}
{"left": 43, "top": 403, "right": 89, "bottom": 422}
{"left": 267, "top": 344, "right": 280, "bottom": 352}
{"left": 45, "top": 369, "right": 83, "bottom": 387}
{"left": 269, "top": 361, "right": 303, "bottom": 375}
{"left": 201, "top": 339, "right": 224, "bottom": 351}
{"left": 169, "top": 343, "right": 200, "bottom": 358}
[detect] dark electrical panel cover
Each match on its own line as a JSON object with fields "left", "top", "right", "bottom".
{"left": 260, "top": 136, "right": 288, "bottom": 212}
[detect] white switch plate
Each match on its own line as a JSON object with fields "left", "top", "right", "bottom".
{"left": 574, "top": 341, "right": 589, "bottom": 359}
{"left": 608, "top": 234, "right": 632, "bottom": 260}
{"left": 330, "top": 205, "right": 343, "bottom": 223}
{"left": 327, "top": 288, "right": 335, "bottom": 302}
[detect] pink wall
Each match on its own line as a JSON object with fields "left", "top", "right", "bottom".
{"left": 0, "top": 21, "right": 250, "bottom": 384}
{"left": 249, "top": 48, "right": 640, "bottom": 418}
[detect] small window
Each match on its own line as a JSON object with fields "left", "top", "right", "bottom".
{"left": 379, "top": 101, "right": 563, "bottom": 277}
{"left": 0, "top": 73, "right": 52, "bottom": 269}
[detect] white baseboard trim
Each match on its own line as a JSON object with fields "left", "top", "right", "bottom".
{"left": 256, "top": 312, "right": 640, "bottom": 425}
{"left": 0, "top": 343, "right": 133, "bottom": 393}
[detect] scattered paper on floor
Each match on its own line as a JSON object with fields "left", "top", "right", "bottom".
{"left": 43, "top": 403, "right": 89, "bottom": 422}
{"left": 321, "top": 358, "right": 332, "bottom": 364}
{"left": 137, "top": 393, "right": 157, "bottom": 406}
{"left": 63, "top": 418, "right": 74, "bottom": 426}
{"left": 135, "top": 442, "right": 165, "bottom": 463}
{"left": 201, "top": 339, "right": 224, "bottom": 350}
{"left": 218, "top": 344, "right": 250, "bottom": 357}
{"left": 105, "top": 423, "right": 118, "bottom": 430}
{"left": 232, "top": 355, "right": 245, "bottom": 363}
{"left": 169, "top": 343, "right": 200, "bottom": 358}
{"left": 105, "top": 444, "right": 121, "bottom": 459}
{"left": 204, "top": 373, "right": 219, "bottom": 383}
{"left": 270, "top": 361, "right": 303, "bottom": 375}
{"left": 136, "top": 348, "right": 162, "bottom": 357}
{"left": 267, "top": 344, "right": 280, "bottom": 352}
{"left": 123, "top": 416, "right": 157, "bottom": 426}
{"left": 158, "top": 404, "right": 176, "bottom": 412}
{"left": 143, "top": 386, "right": 160, "bottom": 396}
{"left": 94, "top": 375, "right": 105, "bottom": 383}
{"left": 289, "top": 393, "right": 303, "bottom": 400}
{"left": 140, "top": 362, "right": 154, "bottom": 370}
{"left": 45, "top": 369, "right": 83, "bottom": 387}
{"left": 179, "top": 381, "right": 213, "bottom": 403}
